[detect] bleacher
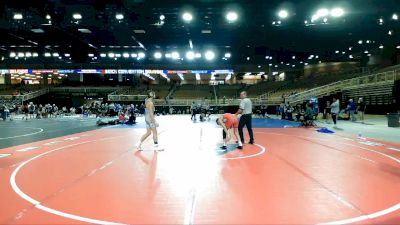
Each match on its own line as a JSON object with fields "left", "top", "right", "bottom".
{"left": 343, "top": 83, "right": 394, "bottom": 105}
{"left": 172, "top": 84, "right": 213, "bottom": 99}
{"left": 217, "top": 84, "right": 243, "bottom": 98}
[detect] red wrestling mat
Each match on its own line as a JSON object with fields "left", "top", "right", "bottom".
{"left": 1, "top": 126, "right": 400, "bottom": 224}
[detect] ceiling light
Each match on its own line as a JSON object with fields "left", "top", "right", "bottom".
{"left": 182, "top": 12, "right": 193, "bottom": 22}
{"left": 304, "top": 20, "right": 308, "bottom": 25}
{"left": 171, "top": 51, "right": 180, "bottom": 59}
{"left": 10, "top": 52, "right": 16, "bottom": 58}
{"left": 195, "top": 53, "right": 201, "bottom": 58}
{"left": 78, "top": 28, "right": 92, "bottom": 34}
{"left": 292, "top": 56, "right": 296, "bottom": 59}
{"left": 44, "top": 52, "right": 51, "bottom": 57}
{"left": 52, "top": 53, "right": 59, "bottom": 57}
{"left": 32, "top": 53, "right": 38, "bottom": 57}
{"left": 100, "top": 53, "right": 106, "bottom": 57}
{"left": 25, "top": 52, "right": 32, "bottom": 57}
{"left": 115, "top": 53, "right": 121, "bottom": 58}
{"left": 186, "top": 51, "right": 195, "bottom": 60}
{"left": 358, "top": 40, "right": 363, "bottom": 44}
{"left": 13, "top": 13, "right": 23, "bottom": 20}
{"left": 160, "top": 15, "right": 165, "bottom": 21}
{"left": 317, "top": 9, "right": 329, "bottom": 17}
{"left": 331, "top": 8, "right": 344, "bottom": 17}
{"left": 364, "top": 50, "right": 369, "bottom": 54}
{"left": 225, "top": 53, "right": 231, "bottom": 58}
{"left": 165, "top": 53, "right": 171, "bottom": 58}
{"left": 64, "top": 53, "right": 71, "bottom": 57}
{"left": 131, "top": 53, "right": 137, "bottom": 58}
{"left": 396, "top": 46, "right": 400, "bottom": 49}
{"left": 378, "top": 18, "right": 384, "bottom": 24}
{"left": 379, "top": 45, "right": 384, "bottom": 49}
{"left": 258, "top": 65, "right": 261, "bottom": 68}
{"left": 349, "top": 55, "right": 354, "bottom": 59}
{"left": 154, "top": 52, "right": 162, "bottom": 59}
{"left": 335, "top": 50, "right": 340, "bottom": 53}
{"left": 366, "top": 40, "right": 371, "bottom": 44}
{"left": 393, "top": 14, "right": 399, "bottom": 20}
{"left": 46, "top": 14, "right": 51, "bottom": 20}
{"left": 17, "top": 52, "right": 24, "bottom": 57}
{"left": 31, "top": 28, "right": 45, "bottom": 33}
{"left": 123, "top": 53, "right": 129, "bottom": 58}
{"left": 205, "top": 51, "right": 215, "bottom": 61}
{"left": 323, "top": 18, "right": 328, "bottom": 23}
{"left": 247, "top": 57, "right": 250, "bottom": 61}
{"left": 388, "top": 30, "right": 393, "bottom": 35}
{"left": 115, "top": 14, "right": 124, "bottom": 20}
{"left": 88, "top": 53, "right": 94, "bottom": 57}
{"left": 226, "top": 11, "right": 238, "bottom": 22}
{"left": 278, "top": 10, "right": 288, "bottom": 19}
{"left": 73, "top": 13, "right": 82, "bottom": 20}
{"left": 108, "top": 53, "right": 115, "bottom": 58}
{"left": 138, "top": 52, "right": 145, "bottom": 58}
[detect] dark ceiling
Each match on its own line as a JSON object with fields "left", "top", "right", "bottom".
{"left": 0, "top": 0, "right": 399, "bottom": 69}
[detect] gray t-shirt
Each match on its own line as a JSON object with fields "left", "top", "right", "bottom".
{"left": 240, "top": 98, "right": 253, "bottom": 114}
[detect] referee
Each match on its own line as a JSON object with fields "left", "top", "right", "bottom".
{"left": 236, "top": 91, "right": 254, "bottom": 146}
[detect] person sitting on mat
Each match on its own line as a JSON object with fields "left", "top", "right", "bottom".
{"left": 216, "top": 113, "right": 243, "bottom": 150}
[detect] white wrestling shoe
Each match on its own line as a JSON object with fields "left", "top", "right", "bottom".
{"left": 154, "top": 144, "right": 164, "bottom": 151}
{"left": 135, "top": 142, "right": 143, "bottom": 151}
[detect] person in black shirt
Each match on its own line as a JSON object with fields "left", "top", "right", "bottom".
{"left": 357, "top": 97, "right": 366, "bottom": 123}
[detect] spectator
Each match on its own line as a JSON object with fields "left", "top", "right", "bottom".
{"left": 330, "top": 98, "right": 340, "bottom": 127}
{"left": 346, "top": 99, "right": 357, "bottom": 122}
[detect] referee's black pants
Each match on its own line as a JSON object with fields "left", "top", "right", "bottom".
{"left": 238, "top": 114, "right": 254, "bottom": 143}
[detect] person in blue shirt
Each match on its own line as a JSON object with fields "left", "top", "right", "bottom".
{"left": 346, "top": 99, "right": 357, "bottom": 122}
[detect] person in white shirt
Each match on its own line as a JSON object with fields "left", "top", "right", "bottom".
{"left": 330, "top": 98, "right": 340, "bottom": 127}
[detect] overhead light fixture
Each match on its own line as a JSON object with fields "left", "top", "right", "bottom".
{"left": 131, "top": 53, "right": 138, "bottom": 58}
{"left": 331, "top": 8, "right": 344, "bottom": 17}
{"left": 311, "top": 14, "right": 319, "bottom": 22}
{"left": 72, "top": 13, "right": 82, "bottom": 20}
{"left": 171, "top": 51, "right": 180, "bottom": 60}
{"left": 304, "top": 20, "right": 308, "bottom": 24}
{"left": 379, "top": 45, "right": 384, "bottom": 49}
{"left": 226, "top": 11, "right": 238, "bottom": 22}
{"left": 100, "top": 53, "right": 106, "bottom": 57}
{"left": 182, "top": 12, "right": 193, "bottom": 22}
{"left": 358, "top": 40, "right": 363, "bottom": 44}
{"left": 366, "top": 40, "right": 371, "bottom": 44}
{"left": 278, "top": 10, "right": 288, "bottom": 19}
{"left": 335, "top": 50, "right": 340, "bottom": 54}
{"left": 133, "top": 30, "right": 146, "bottom": 34}
{"left": 378, "top": 18, "right": 384, "bottom": 25}
{"left": 32, "top": 53, "right": 38, "bottom": 57}
{"left": 349, "top": 55, "right": 354, "bottom": 59}
{"left": 396, "top": 46, "right": 400, "bottom": 49}
{"left": 88, "top": 53, "right": 94, "bottom": 57}
{"left": 154, "top": 52, "right": 162, "bottom": 59}
{"left": 317, "top": 8, "right": 329, "bottom": 17}
{"left": 160, "top": 15, "right": 165, "bottom": 21}
{"left": 304, "top": 63, "right": 309, "bottom": 66}
{"left": 31, "top": 28, "right": 45, "bottom": 33}
{"left": 25, "top": 52, "right": 32, "bottom": 57}
{"left": 388, "top": 30, "right": 393, "bottom": 35}
{"left": 292, "top": 56, "right": 296, "bottom": 59}
{"left": 224, "top": 53, "right": 231, "bottom": 58}
{"left": 115, "top": 53, "right": 121, "bottom": 58}
{"left": 186, "top": 51, "right": 195, "bottom": 60}
{"left": 78, "top": 28, "right": 92, "bottom": 34}
{"left": 246, "top": 57, "right": 250, "bottom": 61}
{"left": 138, "top": 52, "right": 145, "bottom": 58}
{"left": 165, "top": 53, "right": 171, "bottom": 58}
{"left": 116, "top": 13, "right": 124, "bottom": 20}
{"left": 46, "top": 14, "right": 51, "bottom": 20}
{"left": 108, "top": 53, "right": 115, "bottom": 58}
{"left": 10, "top": 52, "right": 16, "bottom": 58}
{"left": 364, "top": 50, "right": 369, "bottom": 54}
{"left": 195, "top": 53, "right": 201, "bottom": 58}
{"left": 44, "top": 52, "right": 51, "bottom": 57}
{"left": 13, "top": 13, "right": 23, "bottom": 20}
{"left": 122, "top": 53, "right": 129, "bottom": 58}
{"left": 393, "top": 14, "right": 399, "bottom": 20}
{"left": 17, "top": 52, "right": 24, "bottom": 57}
{"left": 52, "top": 53, "right": 59, "bottom": 57}
{"left": 323, "top": 18, "right": 328, "bottom": 23}
{"left": 205, "top": 51, "right": 215, "bottom": 61}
